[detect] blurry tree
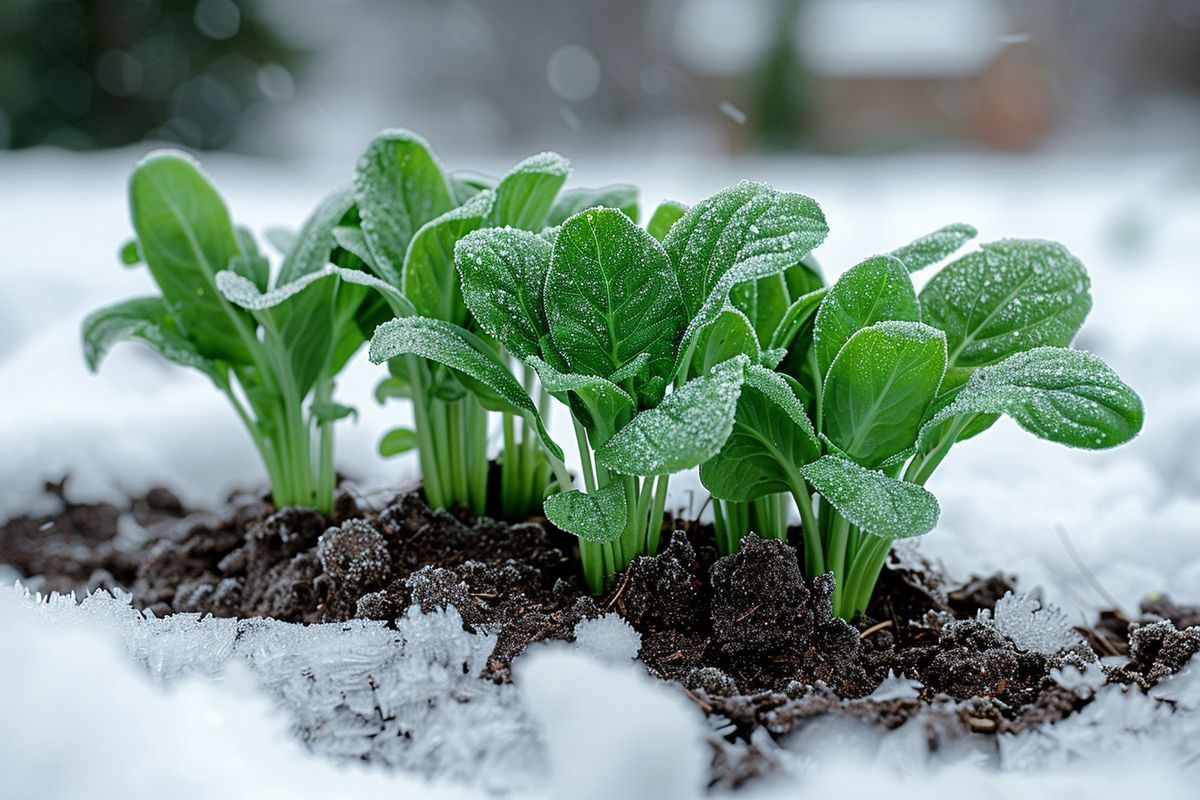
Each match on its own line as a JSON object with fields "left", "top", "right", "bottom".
{"left": 0, "top": 0, "right": 304, "bottom": 150}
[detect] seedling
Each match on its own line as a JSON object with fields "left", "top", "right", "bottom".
{"left": 83, "top": 152, "right": 401, "bottom": 514}
{"left": 700, "top": 224, "right": 1144, "bottom": 618}
{"left": 370, "top": 181, "right": 828, "bottom": 592}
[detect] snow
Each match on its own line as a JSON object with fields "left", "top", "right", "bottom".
{"left": 3, "top": 144, "right": 1200, "bottom": 796}
{"left": 984, "top": 591, "right": 1088, "bottom": 656}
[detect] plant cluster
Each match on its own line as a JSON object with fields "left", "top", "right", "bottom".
{"left": 84, "top": 129, "right": 1144, "bottom": 617}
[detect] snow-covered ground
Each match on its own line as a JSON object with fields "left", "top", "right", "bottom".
{"left": 1, "top": 143, "right": 1198, "bottom": 798}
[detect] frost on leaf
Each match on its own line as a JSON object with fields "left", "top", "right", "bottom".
{"left": 597, "top": 354, "right": 747, "bottom": 476}
{"left": 981, "top": 591, "right": 1087, "bottom": 656}
{"left": 216, "top": 265, "right": 411, "bottom": 316}
{"left": 917, "top": 347, "right": 1144, "bottom": 451}
{"left": 889, "top": 222, "right": 977, "bottom": 273}
{"left": 543, "top": 483, "right": 627, "bottom": 543}
{"left": 920, "top": 239, "right": 1092, "bottom": 369}
{"left": 401, "top": 188, "right": 495, "bottom": 323}
{"left": 799, "top": 455, "right": 939, "bottom": 539}
{"left": 455, "top": 226, "right": 551, "bottom": 360}
{"left": 492, "top": 151, "right": 571, "bottom": 231}
{"left": 813, "top": 255, "right": 919, "bottom": 377}
{"left": 81, "top": 296, "right": 222, "bottom": 382}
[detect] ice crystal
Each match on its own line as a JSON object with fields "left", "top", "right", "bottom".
{"left": 572, "top": 615, "right": 641, "bottom": 665}
{"left": 981, "top": 591, "right": 1087, "bottom": 656}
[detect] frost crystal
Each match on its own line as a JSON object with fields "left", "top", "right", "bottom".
{"left": 869, "top": 670, "right": 923, "bottom": 701}
{"left": 982, "top": 591, "right": 1086, "bottom": 656}
{"left": 572, "top": 614, "right": 641, "bottom": 665}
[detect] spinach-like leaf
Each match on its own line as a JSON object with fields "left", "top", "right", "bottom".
{"left": 648, "top": 200, "right": 687, "bottom": 241}
{"left": 799, "top": 456, "right": 939, "bottom": 539}
{"left": 689, "top": 306, "right": 760, "bottom": 379}
{"left": 769, "top": 287, "right": 826, "bottom": 351}
{"left": 814, "top": 255, "right": 918, "bottom": 377}
{"left": 118, "top": 238, "right": 141, "bottom": 266}
{"left": 700, "top": 365, "right": 820, "bottom": 502}
{"left": 368, "top": 316, "right": 563, "bottom": 460}
{"left": 448, "top": 171, "right": 495, "bottom": 205}
{"left": 544, "top": 207, "right": 685, "bottom": 402}
{"left": 596, "top": 354, "right": 748, "bottom": 476}
{"left": 543, "top": 482, "right": 628, "bottom": 544}
{"left": 128, "top": 151, "right": 253, "bottom": 364}
{"left": 354, "top": 130, "right": 453, "bottom": 288}
{"left": 916, "top": 346, "right": 1143, "bottom": 452}
{"left": 547, "top": 184, "right": 639, "bottom": 226}
{"left": 455, "top": 227, "right": 551, "bottom": 360}
{"left": 526, "top": 356, "right": 635, "bottom": 447}
{"left": 491, "top": 152, "right": 570, "bottom": 230}
{"left": 920, "top": 240, "right": 1092, "bottom": 370}
{"left": 378, "top": 427, "right": 418, "bottom": 456}
{"left": 890, "top": 223, "right": 977, "bottom": 273}
{"left": 402, "top": 189, "right": 494, "bottom": 324}
{"left": 81, "top": 296, "right": 223, "bottom": 384}
{"left": 276, "top": 183, "right": 356, "bottom": 285}
{"left": 823, "top": 321, "right": 947, "bottom": 467}
{"left": 732, "top": 273, "right": 792, "bottom": 348}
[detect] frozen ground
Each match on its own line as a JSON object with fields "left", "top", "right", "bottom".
{"left": 1, "top": 143, "right": 1199, "bottom": 798}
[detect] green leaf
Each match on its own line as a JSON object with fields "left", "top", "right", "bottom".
{"left": 814, "top": 255, "right": 918, "bottom": 378}
{"left": 823, "top": 321, "right": 947, "bottom": 467}
{"left": 919, "top": 240, "right": 1092, "bottom": 370}
{"left": 664, "top": 180, "right": 828, "bottom": 320}
{"left": 264, "top": 227, "right": 297, "bottom": 256}
{"left": 546, "top": 184, "right": 639, "bottom": 227}
{"left": 544, "top": 207, "right": 686, "bottom": 403}
{"left": 700, "top": 365, "right": 819, "bottom": 502}
{"left": 402, "top": 189, "right": 494, "bottom": 324}
{"left": 666, "top": 181, "right": 828, "bottom": 371}
{"left": 277, "top": 184, "right": 356, "bottom": 285}
{"left": 890, "top": 223, "right": 977, "bottom": 273}
{"left": 491, "top": 152, "right": 570, "bottom": 230}
{"left": 543, "top": 482, "right": 627, "bottom": 544}
{"left": 526, "top": 356, "right": 635, "bottom": 447}
{"left": 128, "top": 151, "right": 253, "bottom": 364}
{"left": 800, "top": 456, "right": 939, "bottom": 539}
{"left": 378, "top": 427, "right": 418, "bottom": 457}
{"left": 769, "top": 287, "right": 826, "bottom": 351}
{"left": 311, "top": 402, "right": 357, "bottom": 423}
{"left": 689, "top": 306, "right": 760, "bottom": 379}
{"left": 647, "top": 200, "right": 687, "bottom": 241}
{"left": 916, "top": 347, "right": 1143, "bottom": 452}
{"left": 374, "top": 375, "right": 411, "bottom": 403}
{"left": 455, "top": 227, "right": 552, "bottom": 360}
{"left": 596, "top": 355, "right": 748, "bottom": 476}
{"left": 354, "top": 130, "right": 454, "bottom": 287}
{"left": 732, "top": 272, "right": 792, "bottom": 347}
{"left": 368, "top": 316, "right": 563, "bottom": 460}
{"left": 448, "top": 171, "right": 495, "bottom": 205}
{"left": 81, "top": 296, "right": 223, "bottom": 384}
{"left": 118, "top": 238, "right": 141, "bottom": 266}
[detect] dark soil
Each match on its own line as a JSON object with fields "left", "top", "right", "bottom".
{"left": 4, "top": 479, "right": 1199, "bottom": 786}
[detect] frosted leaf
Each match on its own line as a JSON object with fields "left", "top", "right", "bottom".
{"left": 647, "top": 199, "right": 688, "bottom": 242}
{"left": 813, "top": 255, "right": 919, "bottom": 377}
{"left": 919, "top": 239, "right": 1092, "bottom": 369}
{"left": 81, "top": 296, "right": 223, "bottom": 383}
{"left": 369, "top": 317, "right": 563, "bottom": 460}
{"left": 543, "top": 483, "right": 627, "bottom": 543}
{"left": 353, "top": 129, "right": 453, "bottom": 288}
{"left": 276, "top": 183, "right": 355, "bottom": 285}
{"left": 401, "top": 188, "right": 494, "bottom": 323}
{"left": 889, "top": 222, "right": 977, "bottom": 273}
{"left": 869, "top": 670, "right": 922, "bottom": 701}
{"left": 491, "top": 152, "right": 571, "bottom": 231}
{"left": 216, "top": 264, "right": 413, "bottom": 318}
{"left": 546, "top": 184, "right": 639, "bottom": 227}
{"left": 455, "top": 226, "right": 551, "bottom": 360}
{"left": 799, "top": 455, "right": 939, "bottom": 539}
{"left": 769, "top": 286, "right": 826, "bottom": 352}
{"left": 544, "top": 207, "right": 685, "bottom": 403}
{"left": 822, "top": 321, "right": 947, "bottom": 468}
{"left": 573, "top": 615, "right": 641, "bottom": 664}
{"left": 981, "top": 591, "right": 1087, "bottom": 656}
{"left": 916, "top": 347, "right": 1143, "bottom": 452}
{"left": 597, "top": 354, "right": 748, "bottom": 476}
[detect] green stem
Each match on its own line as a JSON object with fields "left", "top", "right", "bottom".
{"left": 646, "top": 474, "right": 670, "bottom": 555}
{"left": 904, "top": 414, "right": 973, "bottom": 486}
{"left": 827, "top": 514, "right": 851, "bottom": 616}
{"left": 790, "top": 479, "right": 825, "bottom": 576}
{"left": 406, "top": 357, "right": 446, "bottom": 509}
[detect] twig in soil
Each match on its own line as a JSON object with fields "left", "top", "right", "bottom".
{"left": 1056, "top": 524, "right": 1123, "bottom": 611}
{"left": 683, "top": 688, "right": 714, "bottom": 714}
{"left": 859, "top": 619, "right": 894, "bottom": 639}
{"left": 733, "top": 603, "right": 762, "bottom": 623}
{"left": 606, "top": 567, "right": 634, "bottom": 611}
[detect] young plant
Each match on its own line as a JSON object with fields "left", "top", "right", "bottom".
{"left": 83, "top": 153, "right": 400, "bottom": 514}
{"left": 343, "top": 130, "right": 645, "bottom": 518}
{"left": 370, "top": 181, "right": 828, "bottom": 593}
{"left": 699, "top": 224, "right": 1144, "bottom": 618}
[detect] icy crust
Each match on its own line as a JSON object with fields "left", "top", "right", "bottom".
{"left": 7, "top": 584, "right": 547, "bottom": 793}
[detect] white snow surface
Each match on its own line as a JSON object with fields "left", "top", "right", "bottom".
{"left": 2, "top": 145, "right": 1200, "bottom": 797}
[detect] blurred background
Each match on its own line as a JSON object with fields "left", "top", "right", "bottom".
{"left": 3, "top": 0, "right": 1198, "bottom": 160}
